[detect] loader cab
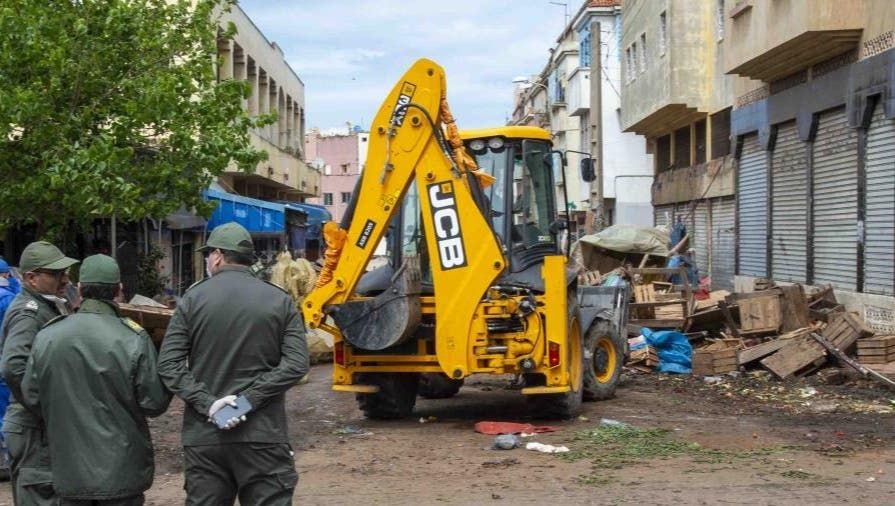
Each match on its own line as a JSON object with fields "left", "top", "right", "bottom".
{"left": 375, "top": 127, "right": 564, "bottom": 295}
{"left": 461, "top": 127, "right": 562, "bottom": 274}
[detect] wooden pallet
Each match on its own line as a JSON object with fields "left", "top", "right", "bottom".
{"left": 857, "top": 335, "right": 895, "bottom": 364}
{"left": 761, "top": 313, "right": 873, "bottom": 379}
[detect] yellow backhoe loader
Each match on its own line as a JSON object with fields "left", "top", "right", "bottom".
{"left": 302, "top": 58, "right": 629, "bottom": 419}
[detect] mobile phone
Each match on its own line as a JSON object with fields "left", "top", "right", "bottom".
{"left": 212, "top": 395, "right": 253, "bottom": 429}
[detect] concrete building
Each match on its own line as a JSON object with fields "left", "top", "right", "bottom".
{"left": 620, "top": 0, "right": 737, "bottom": 289}
{"left": 215, "top": 4, "right": 319, "bottom": 201}
{"left": 157, "top": 3, "right": 322, "bottom": 293}
{"left": 726, "top": 0, "right": 895, "bottom": 331}
{"left": 512, "top": 0, "right": 653, "bottom": 237}
{"left": 305, "top": 126, "right": 367, "bottom": 223}
{"left": 571, "top": 0, "right": 653, "bottom": 228}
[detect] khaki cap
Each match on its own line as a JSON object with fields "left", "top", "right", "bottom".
{"left": 19, "top": 241, "right": 79, "bottom": 273}
{"left": 197, "top": 222, "right": 254, "bottom": 255}
{"left": 79, "top": 254, "right": 120, "bottom": 284}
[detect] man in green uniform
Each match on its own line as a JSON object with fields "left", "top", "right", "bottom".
{"left": 22, "top": 254, "right": 172, "bottom": 505}
{"left": 0, "top": 241, "right": 78, "bottom": 504}
{"left": 159, "top": 222, "right": 309, "bottom": 505}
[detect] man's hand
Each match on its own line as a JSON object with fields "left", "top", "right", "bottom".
{"left": 207, "top": 395, "right": 246, "bottom": 430}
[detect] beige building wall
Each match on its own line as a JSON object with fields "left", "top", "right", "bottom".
{"left": 217, "top": 4, "right": 319, "bottom": 200}
{"left": 728, "top": 0, "right": 895, "bottom": 100}
{"left": 621, "top": 0, "right": 739, "bottom": 135}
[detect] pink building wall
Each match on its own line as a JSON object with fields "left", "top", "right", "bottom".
{"left": 305, "top": 130, "right": 361, "bottom": 222}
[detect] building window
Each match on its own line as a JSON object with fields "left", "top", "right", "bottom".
{"left": 323, "top": 193, "right": 333, "bottom": 206}
{"left": 710, "top": 108, "right": 732, "bottom": 158}
{"left": 341, "top": 163, "right": 350, "bottom": 174}
{"left": 340, "top": 192, "right": 351, "bottom": 203}
{"left": 716, "top": 0, "right": 725, "bottom": 41}
{"left": 631, "top": 42, "right": 638, "bottom": 78}
{"left": 674, "top": 125, "right": 691, "bottom": 168}
{"left": 659, "top": 11, "right": 667, "bottom": 56}
{"left": 694, "top": 119, "right": 707, "bottom": 165}
{"left": 625, "top": 47, "right": 633, "bottom": 82}
{"left": 656, "top": 134, "right": 672, "bottom": 172}
{"left": 639, "top": 33, "right": 647, "bottom": 72}
{"left": 579, "top": 28, "right": 592, "bottom": 67}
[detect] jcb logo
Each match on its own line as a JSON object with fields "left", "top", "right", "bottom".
{"left": 428, "top": 182, "right": 467, "bottom": 270}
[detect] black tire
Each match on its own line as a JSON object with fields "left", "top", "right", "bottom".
{"left": 526, "top": 318, "right": 584, "bottom": 419}
{"left": 355, "top": 373, "right": 420, "bottom": 419}
{"left": 583, "top": 319, "right": 624, "bottom": 401}
{"left": 417, "top": 373, "right": 464, "bottom": 399}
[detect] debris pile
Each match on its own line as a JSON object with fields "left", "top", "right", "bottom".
{"left": 625, "top": 279, "right": 895, "bottom": 389}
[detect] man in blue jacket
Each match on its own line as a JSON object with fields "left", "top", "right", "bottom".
{"left": 0, "top": 257, "right": 21, "bottom": 480}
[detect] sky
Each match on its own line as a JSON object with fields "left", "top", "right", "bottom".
{"left": 237, "top": 0, "right": 572, "bottom": 131}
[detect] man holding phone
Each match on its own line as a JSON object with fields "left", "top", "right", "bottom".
{"left": 158, "top": 221, "right": 309, "bottom": 504}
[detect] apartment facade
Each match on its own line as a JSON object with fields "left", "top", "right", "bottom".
{"left": 512, "top": 0, "right": 653, "bottom": 236}
{"left": 305, "top": 126, "right": 369, "bottom": 223}
{"left": 726, "top": 0, "right": 895, "bottom": 331}
{"left": 215, "top": 4, "right": 319, "bottom": 201}
{"left": 620, "top": 0, "right": 737, "bottom": 289}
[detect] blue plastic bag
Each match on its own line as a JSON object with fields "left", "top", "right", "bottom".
{"left": 641, "top": 327, "right": 692, "bottom": 374}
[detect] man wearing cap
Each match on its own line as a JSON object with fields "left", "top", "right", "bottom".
{"left": 21, "top": 254, "right": 171, "bottom": 505}
{"left": 159, "top": 221, "right": 308, "bottom": 504}
{"left": 0, "top": 241, "right": 78, "bottom": 503}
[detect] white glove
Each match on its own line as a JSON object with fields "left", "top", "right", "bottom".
{"left": 207, "top": 395, "right": 246, "bottom": 430}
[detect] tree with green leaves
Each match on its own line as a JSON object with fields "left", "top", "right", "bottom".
{"left": 0, "top": 0, "right": 273, "bottom": 240}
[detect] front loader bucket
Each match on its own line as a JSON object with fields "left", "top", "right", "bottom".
{"left": 329, "top": 257, "right": 422, "bottom": 351}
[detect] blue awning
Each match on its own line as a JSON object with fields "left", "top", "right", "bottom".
{"left": 280, "top": 201, "right": 331, "bottom": 226}
{"left": 203, "top": 190, "right": 285, "bottom": 235}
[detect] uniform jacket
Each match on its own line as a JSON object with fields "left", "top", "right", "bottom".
{"left": 0, "top": 285, "right": 63, "bottom": 429}
{"left": 158, "top": 265, "right": 309, "bottom": 446}
{"left": 22, "top": 299, "right": 172, "bottom": 499}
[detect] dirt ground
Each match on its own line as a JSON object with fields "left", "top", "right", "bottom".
{"left": 1, "top": 364, "right": 894, "bottom": 505}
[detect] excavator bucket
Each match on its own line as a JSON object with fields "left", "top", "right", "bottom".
{"left": 329, "top": 256, "right": 422, "bottom": 350}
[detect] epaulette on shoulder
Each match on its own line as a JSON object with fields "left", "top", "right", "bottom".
{"left": 120, "top": 317, "right": 145, "bottom": 334}
{"left": 262, "top": 279, "right": 290, "bottom": 295}
{"left": 183, "top": 277, "right": 210, "bottom": 293}
{"left": 42, "top": 314, "right": 68, "bottom": 329}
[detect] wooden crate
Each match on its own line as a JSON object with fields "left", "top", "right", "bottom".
{"left": 857, "top": 335, "right": 895, "bottom": 364}
{"left": 737, "top": 295, "right": 781, "bottom": 333}
{"left": 692, "top": 341, "right": 739, "bottom": 375}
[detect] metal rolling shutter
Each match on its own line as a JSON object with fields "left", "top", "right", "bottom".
{"left": 771, "top": 121, "right": 807, "bottom": 282}
{"left": 737, "top": 133, "right": 768, "bottom": 277}
{"left": 692, "top": 201, "right": 710, "bottom": 278}
{"left": 654, "top": 205, "right": 674, "bottom": 229}
{"left": 812, "top": 107, "right": 858, "bottom": 290}
{"left": 711, "top": 197, "right": 735, "bottom": 290}
{"left": 864, "top": 103, "right": 895, "bottom": 295}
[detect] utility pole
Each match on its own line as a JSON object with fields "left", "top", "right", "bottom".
{"left": 588, "top": 20, "right": 605, "bottom": 233}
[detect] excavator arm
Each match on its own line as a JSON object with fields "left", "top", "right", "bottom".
{"left": 302, "top": 58, "right": 506, "bottom": 379}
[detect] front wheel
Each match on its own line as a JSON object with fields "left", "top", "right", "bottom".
{"left": 583, "top": 320, "right": 624, "bottom": 401}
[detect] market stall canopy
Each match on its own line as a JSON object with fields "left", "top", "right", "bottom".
{"left": 203, "top": 189, "right": 285, "bottom": 235}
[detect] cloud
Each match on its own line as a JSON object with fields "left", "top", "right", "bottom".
{"left": 237, "top": 0, "right": 569, "bottom": 129}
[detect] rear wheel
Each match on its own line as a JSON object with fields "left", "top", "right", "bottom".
{"left": 355, "top": 373, "right": 420, "bottom": 419}
{"left": 583, "top": 320, "right": 623, "bottom": 401}
{"left": 417, "top": 373, "right": 464, "bottom": 399}
{"left": 527, "top": 319, "right": 584, "bottom": 419}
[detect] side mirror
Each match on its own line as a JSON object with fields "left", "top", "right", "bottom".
{"left": 580, "top": 158, "right": 596, "bottom": 182}
{"left": 549, "top": 219, "right": 568, "bottom": 235}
